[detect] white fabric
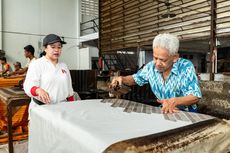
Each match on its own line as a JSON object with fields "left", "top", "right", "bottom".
{"left": 23, "top": 56, "right": 73, "bottom": 112}
{"left": 29, "top": 99, "right": 196, "bottom": 153}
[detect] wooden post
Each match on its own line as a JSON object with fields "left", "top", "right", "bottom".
{"left": 209, "top": 0, "right": 217, "bottom": 81}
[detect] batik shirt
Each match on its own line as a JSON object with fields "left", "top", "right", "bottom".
{"left": 133, "top": 58, "right": 202, "bottom": 112}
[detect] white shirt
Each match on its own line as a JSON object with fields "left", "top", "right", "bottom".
{"left": 24, "top": 56, "right": 74, "bottom": 111}
{"left": 25, "top": 57, "right": 36, "bottom": 68}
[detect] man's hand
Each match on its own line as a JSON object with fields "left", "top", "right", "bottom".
{"left": 157, "top": 98, "right": 178, "bottom": 113}
{"left": 109, "top": 75, "right": 135, "bottom": 97}
{"left": 35, "top": 88, "right": 50, "bottom": 104}
{"left": 110, "top": 76, "right": 123, "bottom": 89}
{"left": 109, "top": 76, "right": 123, "bottom": 97}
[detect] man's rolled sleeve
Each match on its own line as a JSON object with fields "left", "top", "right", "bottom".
{"left": 132, "top": 65, "right": 149, "bottom": 86}
{"left": 184, "top": 86, "right": 202, "bottom": 98}
{"left": 182, "top": 66, "right": 202, "bottom": 98}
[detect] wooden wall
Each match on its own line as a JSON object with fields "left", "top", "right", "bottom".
{"left": 99, "top": 0, "right": 230, "bottom": 53}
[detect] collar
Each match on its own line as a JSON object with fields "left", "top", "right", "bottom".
{"left": 43, "top": 56, "right": 59, "bottom": 66}
{"left": 29, "top": 56, "right": 36, "bottom": 61}
{"left": 171, "top": 58, "right": 180, "bottom": 76}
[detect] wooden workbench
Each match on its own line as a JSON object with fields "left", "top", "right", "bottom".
{"left": 0, "top": 87, "right": 30, "bottom": 153}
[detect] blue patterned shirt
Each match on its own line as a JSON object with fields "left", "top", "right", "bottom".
{"left": 133, "top": 58, "right": 202, "bottom": 112}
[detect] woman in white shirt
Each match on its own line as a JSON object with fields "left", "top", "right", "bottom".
{"left": 24, "top": 34, "right": 74, "bottom": 111}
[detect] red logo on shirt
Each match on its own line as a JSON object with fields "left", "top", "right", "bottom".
{"left": 61, "top": 69, "right": 67, "bottom": 74}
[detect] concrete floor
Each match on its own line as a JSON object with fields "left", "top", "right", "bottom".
{"left": 0, "top": 140, "right": 28, "bottom": 153}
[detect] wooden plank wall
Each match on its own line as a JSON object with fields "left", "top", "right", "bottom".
{"left": 99, "top": 0, "right": 230, "bottom": 53}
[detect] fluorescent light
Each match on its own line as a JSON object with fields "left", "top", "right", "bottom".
{"left": 117, "top": 51, "right": 135, "bottom": 54}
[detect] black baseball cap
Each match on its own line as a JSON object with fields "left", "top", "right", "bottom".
{"left": 43, "top": 34, "right": 66, "bottom": 46}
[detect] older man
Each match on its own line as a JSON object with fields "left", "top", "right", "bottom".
{"left": 110, "top": 33, "right": 201, "bottom": 113}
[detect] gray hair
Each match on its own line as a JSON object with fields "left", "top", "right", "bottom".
{"left": 152, "top": 33, "right": 179, "bottom": 55}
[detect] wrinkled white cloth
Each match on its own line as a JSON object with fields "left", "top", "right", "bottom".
{"left": 29, "top": 100, "right": 203, "bottom": 153}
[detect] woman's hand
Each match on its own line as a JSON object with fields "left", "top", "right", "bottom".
{"left": 35, "top": 88, "right": 51, "bottom": 104}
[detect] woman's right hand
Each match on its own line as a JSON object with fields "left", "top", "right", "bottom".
{"left": 35, "top": 88, "right": 50, "bottom": 104}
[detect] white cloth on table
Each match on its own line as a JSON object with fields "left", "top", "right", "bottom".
{"left": 28, "top": 99, "right": 198, "bottom": 153}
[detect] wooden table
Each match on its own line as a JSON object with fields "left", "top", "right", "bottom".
{"left": 0, "top": 77, "right": 24, "bottom": 88}
{"left": 0, "top": 87, "right": 30, "bottom": 153}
